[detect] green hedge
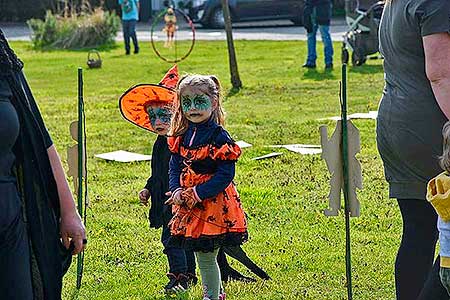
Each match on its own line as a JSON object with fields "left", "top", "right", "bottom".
{"left": 28, "top": 9, "right": 120, "bottom": 49}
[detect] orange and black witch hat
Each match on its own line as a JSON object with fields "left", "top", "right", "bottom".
{"left": 119, "top": 65, "right": 179, "bottom": 133}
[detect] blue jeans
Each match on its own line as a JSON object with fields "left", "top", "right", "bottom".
{"left": 122, "top": 19, "right": 139, "bottom": 53}
{"left": 306, "top": 24, "right": 333, "bottom": 65}
{"left": 161, "top": 224, "right": 196, "bottom": 274}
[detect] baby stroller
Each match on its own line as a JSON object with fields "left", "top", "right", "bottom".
{"left": 342, "top": 0, "right": 384, "bottom": 66}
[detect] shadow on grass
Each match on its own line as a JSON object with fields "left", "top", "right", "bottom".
{"left": 349, "top": 64, "right": 383, "bottom": 74}
{"left": 226, "top": 86, "right": 241, "bottom": 97}
{"left": 302, "top": 68, "right": 337, "bottom": 81}
{"left": 26, "top": 42, "right": 119, "bottom": 53}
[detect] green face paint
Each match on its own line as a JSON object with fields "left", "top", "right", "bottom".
{"left": 181, "top": 94, "right": 212, "bottom": 113}
{"left": 147, "top": 106, "right": 171, "bottom": 128}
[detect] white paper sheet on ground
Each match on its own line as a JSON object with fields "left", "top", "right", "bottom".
{"left": 95, "top": 150, "right": 152, "bottom": 162}
{"left": 318, "top": 110, "right": 378, "bottom": 121}
{"left": 252, "top": 152, "right": 283, "bottom": 160}
{"left": 236, "top": 140, "right": 252, "bottom": 148}
{"left": 270, "top": 144, "right": 322, "bottom": 155}
{"left": 319, "top": 120, "right": 362, "bottom": 217}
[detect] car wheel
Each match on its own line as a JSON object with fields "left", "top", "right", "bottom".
{"left": 208, "top": 7, "right": 225, "bottom": 29}
{"left": 352, "top": 49, "right": 366, "bottom": 66}
{"left": 341, "top": 48, "right": 349, "bottom": 65}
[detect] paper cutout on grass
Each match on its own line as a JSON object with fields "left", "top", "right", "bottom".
{"left": 271, "top": 144, "right": 322, "bottom": 155}
{"left": 67, "top": 121, "right": 86, "bottom": 196}
{"left": 319, "top": 111, "right": 378, "bottom": 121}
{"left": 319, "top": 120, "right": 362, "bottom": 217}
{"left": 95, "top": 150, "right": 152, "bottom": 162}
{"left": 252, "top": 152, "right": 283, "bottom": 161}
{"left": 236, "top": 140, "right": 252, "bottom": 148}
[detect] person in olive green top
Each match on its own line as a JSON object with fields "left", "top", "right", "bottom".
{"left": 427, "top": 121, "right": 450, "bottom": 295}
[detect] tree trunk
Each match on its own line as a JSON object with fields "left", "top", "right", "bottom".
{"left": 220, "top": 0, "right": 242, "bottom": 89}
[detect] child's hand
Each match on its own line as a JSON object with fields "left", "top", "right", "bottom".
{"left": 180, "top": 187, "right": 202, "bottom": 209}
{"left": 165, "top": 189, "right": 183, "bottom": 205}
{"left": 138, "top": 188, "right": 150, "bottom": 206}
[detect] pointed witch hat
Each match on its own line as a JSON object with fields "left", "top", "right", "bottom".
{"left": 119, "top": 65, "right": 179, "bottom": 133}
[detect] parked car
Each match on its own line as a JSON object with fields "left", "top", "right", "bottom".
{"left": 186, "top": 0, "right": 304, "bottom": 28}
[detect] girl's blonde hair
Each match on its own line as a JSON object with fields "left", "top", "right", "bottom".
{"left": 440, "top": 121, "right": 450, "bottom": 173}
{"left": 169, "top": 74, "right": 225, "bottom": 136}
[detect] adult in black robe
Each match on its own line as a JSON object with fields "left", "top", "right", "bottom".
{"left": 0, "top": 29, "right": 86, "bottom": 300}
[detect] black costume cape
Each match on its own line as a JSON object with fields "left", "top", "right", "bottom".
{"left": 145, "top": 135, "right": 172, "bottom": 228}
{"left": 1, "top": 29, "right": 72, "bottom": 300}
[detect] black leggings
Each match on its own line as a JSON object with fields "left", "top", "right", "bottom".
{"left": 396, "top": 199, "right": 449, "bottom": 300}
{"left": 0, "top": 183, "right": 32, "bottom": 300}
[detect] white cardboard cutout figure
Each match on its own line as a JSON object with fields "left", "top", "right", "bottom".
{"left": 67, "top": 121, "right": 86, "bottom": 196}
{"left": 319, "top": 120, "right": 362, "bottom": 217}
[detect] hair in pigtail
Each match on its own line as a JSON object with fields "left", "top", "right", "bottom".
{"left": 440, "top": 121, "right": 450, "bottom": 173}
{"left": 209, "top": 75, "right": 225, "bottom": 127}
{"left": 169, "top": 74, "right": 190, "bottom": 136}
{"left": 169, "top": 74, "right": 225, "bottom": 136}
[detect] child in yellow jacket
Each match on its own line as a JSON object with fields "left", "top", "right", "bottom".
{"left": 427, "top": 120, "right": 450, "bottom": 295}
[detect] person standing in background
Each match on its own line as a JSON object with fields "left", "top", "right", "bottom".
{"left": 302, "top": 0, "right": 334, "bottom": 69}
{"left": 119, "top": 0, "right": 140, "bottom": 55}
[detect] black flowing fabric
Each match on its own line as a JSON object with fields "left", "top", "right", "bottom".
{"left": 1, "top": 29, "right": 72, "bottom": 300}
{"left": 145, "top": 135, "right": 172, "bottom": 229}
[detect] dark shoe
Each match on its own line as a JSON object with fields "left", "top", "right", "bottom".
{"left": 134, "top": 48, "right": 139, "bottom": 54}
{"left": 164, "top": 273, "right": 179, "bottom": 294}
{"left": 302, "top": 63, "right": 316, "bottom": 69}
{"left": 325, "top": 63, "right": 333, "bottom": 70}
{"left": 186, "top": 272, "right": 198, "bottom": 286}
{"left": 176, "top": 273, "right": 189, "bottom": 291}
{"left": 125, "top": 50, "right": 130, "bottom": 55}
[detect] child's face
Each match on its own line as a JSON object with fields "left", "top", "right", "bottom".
{"left": 146, "top": 104, "right": 172, "bottom": 135}
{"left": 180, "top": 86, "right": 214, "bottom": 124}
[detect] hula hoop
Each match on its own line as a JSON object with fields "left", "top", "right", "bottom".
{"left": 150, "top": 8, "right": 196, "bottom": 63}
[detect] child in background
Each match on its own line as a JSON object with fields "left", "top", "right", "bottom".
{"left": 119, "top": 67, "right": 197, "bottom": 294}
{"left": 166, "top": 74, "right": 248, "bottom": 300}
{"left": 427, "top": 120, "right": 450, "bottom": 295}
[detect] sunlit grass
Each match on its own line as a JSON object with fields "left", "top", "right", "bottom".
{"left": 11, "top": 40, "right": 396, "bottom": 300}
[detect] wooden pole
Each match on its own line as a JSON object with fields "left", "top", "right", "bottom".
{"left": 220, "top": 0, "right": 242, "bottom": 89}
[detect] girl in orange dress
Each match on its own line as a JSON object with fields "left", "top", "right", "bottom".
{"left": 166, "top": 74, "right": 247, "bottom": 300}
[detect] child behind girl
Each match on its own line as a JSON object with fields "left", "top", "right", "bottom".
{"left": 166, "top": 74, "right": 248, "bottom": 300}
{"left": 119, "top": 68, "right": 197, "bottom": 294}
{"left": 427, "top": 120, "right": 450, "bottom": 295}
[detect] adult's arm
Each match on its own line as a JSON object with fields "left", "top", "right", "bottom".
{"left": 424, "top": 34, "right": 450, "bottom": 120}
{"left": 47, "top": 145, "right": 86, "bottom": 255}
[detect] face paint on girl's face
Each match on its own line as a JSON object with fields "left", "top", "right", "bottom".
{"left": 146, "top": 105, "right": 172, "bottom": 135}
{"left": 181, "top": 94, "right": 212, "bottom": 113}
{"left": 180, "top": 87, "right": 214, "bottom": 123}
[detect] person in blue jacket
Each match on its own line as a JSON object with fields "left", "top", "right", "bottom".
{"left": 118, "top": 0, "right": 140, "bottom": 55}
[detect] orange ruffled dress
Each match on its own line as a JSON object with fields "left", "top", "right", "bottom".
{"left": 167, "top": 125, "right": 248, "bottom": 251}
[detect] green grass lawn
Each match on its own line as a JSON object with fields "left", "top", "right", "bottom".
{"left": 12, "top": 40, "right": 399, "bottom": 300}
